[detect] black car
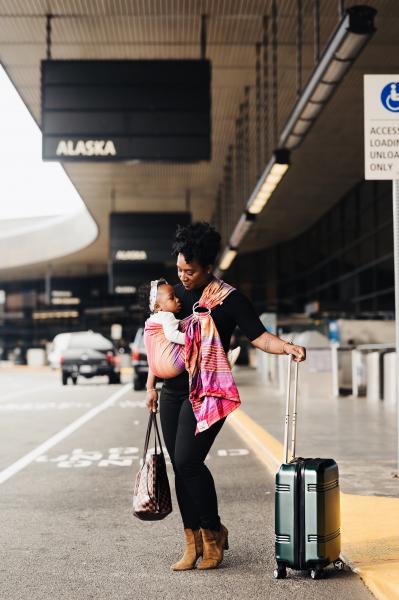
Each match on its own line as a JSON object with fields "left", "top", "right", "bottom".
{"left": 131, "top": 327, "right": 148, "bottom": 391}
{"left": 60, "top": 331, "right": 121, "bottom": 385}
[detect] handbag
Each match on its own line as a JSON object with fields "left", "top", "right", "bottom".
{"left": 132, "top": 410, "right": 172, "bottom": 521}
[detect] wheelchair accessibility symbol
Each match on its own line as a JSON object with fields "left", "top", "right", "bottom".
{"left": 381, "top": 82, "right": 399, "bottom": 112}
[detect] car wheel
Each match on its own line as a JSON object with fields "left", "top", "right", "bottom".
{"left": 133, "top": 374, "right": 145, "bottom": 391}
{"left": 62, "top": 372, "right": 68, "bottom": 385}
{"left": 109, "top": 373, "right": 121, "bottom": 384}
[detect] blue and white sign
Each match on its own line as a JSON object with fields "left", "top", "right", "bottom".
{"left": 381, "top": 82, "right": 399, "bottom": 113}
{"left": 364, "top": 74, "right": 399, "bottom": 180}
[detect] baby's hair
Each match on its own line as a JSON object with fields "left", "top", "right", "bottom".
{"left": 149, "top": 278, "right": 168, "bottom": 313}
{"left": 138, "top": 278, "right": 168, "bottom": 319}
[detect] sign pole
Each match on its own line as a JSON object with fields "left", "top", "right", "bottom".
{"left": 393, "top": 180, "right": 399, "bottom": 475}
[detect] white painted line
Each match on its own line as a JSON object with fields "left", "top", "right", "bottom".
{"left": 0, "top": 384, "right": 55, "bottom": 403}
{"left": 0, "top": 383, "right": 131, "bottom": 485}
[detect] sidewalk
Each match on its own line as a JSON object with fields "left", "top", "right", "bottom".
{"left": 228, "top": 364, "right": 399, "bottom": 600}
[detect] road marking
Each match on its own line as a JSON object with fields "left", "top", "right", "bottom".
{"left": 216, "top": 448, "right": 249, "bottom": 456}
{"left": 0, "top": 384, "right": 55, "bottom": 403}
{"left": 0, "top": 399, "right": 145, "bottom": 412}
{"left": 117, "top": 399, "right": 146, "bottom": 408}
{"left": 34, "top": 446, "right": 251, "bottom": 469}
{"left": 36, "top": 446, "right": 140, "bottom": 468}
{"left": 0, "top": 383, "right": 131, "bottom": 485}
{"left": 0, "top": 401, "right": 93, "bottom": 411}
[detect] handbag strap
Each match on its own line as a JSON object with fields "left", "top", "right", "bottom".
{"left": 153, "top": 411, "right": 164, "bottom": 455}
{"left": 141, "top": 412, "right": 154, "bottom": 463}
{"left": 141, "top": 411, "right": 165, "bottom": 464}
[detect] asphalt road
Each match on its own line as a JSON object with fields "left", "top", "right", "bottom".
{"left": 0, "top": 368, "right": 374, "bottom": 600}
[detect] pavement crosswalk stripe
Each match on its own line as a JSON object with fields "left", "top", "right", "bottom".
{"left": 0, "top": 383, "right": 131, "bottom": 485}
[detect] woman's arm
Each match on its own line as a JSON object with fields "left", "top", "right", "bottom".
{"left": 224, "top": 290, "right": 306, "bottom": 363}
{"left": 251, "top": 331, "right": 306, "bottom": 362}
{"left": 145, "top": 368, "right": 159, "bottom": 412}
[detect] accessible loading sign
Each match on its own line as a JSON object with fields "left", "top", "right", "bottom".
{"left": 364, "top": 74, "right": 399, "bottom": 180}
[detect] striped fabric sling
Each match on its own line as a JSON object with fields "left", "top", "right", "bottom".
{"left": 144, "top": 278, "right": 241, "bottom": 435}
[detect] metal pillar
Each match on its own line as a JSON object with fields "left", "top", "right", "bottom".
{"left": 46, "top": 14, "right": 52, "bottom": 60}
{"left": 296, "top": 0, "right": 303, "bottom": 98}
{"left": 331, "top": 342, "right": 339, "bottom": 397}
{"left": 45, "top": 265, "right": 52, "bottom": 306}
{"left": 255, "top": 43, "right": 262, "bottom": 178}
{"left": 271, "top": 0, "right": 278, "bottom": 147}
{"left": 392, "top": 180, "right": 399, "bottom": 474}
{"left": 313, "top": 0, "right": 320, "bottom": 64}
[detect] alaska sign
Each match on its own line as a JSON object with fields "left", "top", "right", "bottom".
{"left": 56, "top": 140, "right": 117, "bottom": 157}
{"left": 41, "top": 59, "right": 211, "bottom": 162}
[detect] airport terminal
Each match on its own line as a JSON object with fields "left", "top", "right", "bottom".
{"left": 0, "top": 2, "right": 398, "bottom": 599}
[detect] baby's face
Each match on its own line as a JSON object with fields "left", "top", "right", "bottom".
{"left": 156, "top": 284, "right": 182, "bottom": 314}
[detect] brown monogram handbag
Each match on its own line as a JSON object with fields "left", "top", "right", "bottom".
{"left": 132, "top": 411, "right": 172, "bottom": 521}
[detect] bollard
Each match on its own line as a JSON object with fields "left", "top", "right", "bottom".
{"left": 366, "top": 351, "right": 380, "bottom": 400}
{"left": 383, "top": 352, "right": 396, "bottom": 406}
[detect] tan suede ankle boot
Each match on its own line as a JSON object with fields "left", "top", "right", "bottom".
{"left": 197, "top": 524, "right": 229, "bottom": 570}
{"left": 170, "top": 528, "right": 203, "bottom": 571}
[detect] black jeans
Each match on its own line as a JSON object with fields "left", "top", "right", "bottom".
{"left": 159, "top": 384, "right": 226, "bottom": 531}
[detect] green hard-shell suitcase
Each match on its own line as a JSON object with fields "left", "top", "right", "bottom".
{"left": 274, "top": 356, "right": 343, "bottom": 580}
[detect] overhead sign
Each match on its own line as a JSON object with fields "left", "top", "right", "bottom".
{"left": 109, "top": 212, "right": 191, "bottom": 294}
{"left": 364, "top": 75, "right": 399, "bottom": 179}
{"left": 41, "top": 60, "right": 211, "bottom": 162}
{"left": 109, "top": 212, "right": 191, "bottom": 264}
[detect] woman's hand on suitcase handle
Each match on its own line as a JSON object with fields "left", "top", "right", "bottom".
{"left": 251, "top": 332, "right": 305, "bottom": 362}
{"left": 146, "top": 388, "right": 159, "bottom": 413}
{"left": 283, "top": 342, "right": 306, "bottom": 362}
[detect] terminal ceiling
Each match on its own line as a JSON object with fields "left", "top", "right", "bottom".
{"left": 0, "top": 0, "right": 398, "bottom": 281}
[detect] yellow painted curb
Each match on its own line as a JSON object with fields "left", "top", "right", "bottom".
{"left": 228, "top": 408, "right": 399, "bottom": 600}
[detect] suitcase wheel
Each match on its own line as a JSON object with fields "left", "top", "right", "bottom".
{"left": 310, "top": 567, "right": 324, "bottom": 580}
{"left": 273, "top": 564, "right": 287, "bottom": 579}
{"left": 334, "top": 559, "right": 345, "bottom": 572}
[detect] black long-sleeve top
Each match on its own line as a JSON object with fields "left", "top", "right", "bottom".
{"left": 161, "top": 280, "right": 266, "bottom": 392}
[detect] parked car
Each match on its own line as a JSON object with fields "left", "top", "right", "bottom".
{"left": 48, "top": 332, "right": 72, "bottom": 368}
{"left": 130, "top": 327, "right": 148, "bottom": 391}
{"left": 60, "top": 331, "right": 121, "bottom": 385}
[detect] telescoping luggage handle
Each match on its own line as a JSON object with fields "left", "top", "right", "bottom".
{"left": 283, "top": 355, "right": 299, "bottom": 464}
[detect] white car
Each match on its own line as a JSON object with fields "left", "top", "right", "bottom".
{"left": 47, "top": 332, "right": 73, "bottom": 368}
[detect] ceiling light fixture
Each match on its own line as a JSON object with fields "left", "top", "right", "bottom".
{"left": 219, "top": 246, "right": 238, "bottom": 271}
{"left": 217, "top": 5, "right": 377, "bottom": 273}
{"left": 230, "top": 212, "right": 257, "bottom": 248}
{"left": 279, "top": 5, "right": 377, "bottom": 150}
{"left": 247, "top": 149, "right": 290, "bottom": 215}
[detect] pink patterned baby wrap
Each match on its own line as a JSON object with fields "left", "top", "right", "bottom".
{"left": 143, "top": 318, "right": 186, "bottom": 380}
{"left": 144, "top": 278, "right": 241, "bottom": 435}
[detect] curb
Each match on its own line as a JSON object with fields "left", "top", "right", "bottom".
{"left": 228, "top": 408, "right": 399, "bottom": 600}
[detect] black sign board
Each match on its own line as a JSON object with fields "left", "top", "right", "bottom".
{"left": 41, "top": 60, "right": 211, "bottom": 162}
{"left": 109, "top": 212, "right": 191, "bottom": 293}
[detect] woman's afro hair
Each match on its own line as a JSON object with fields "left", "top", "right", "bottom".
{"left": 171, "top": 222, "right": 221, "bottom": 267}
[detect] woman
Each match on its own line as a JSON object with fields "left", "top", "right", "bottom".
{"left": 145, "top": 222, "right": 306, "bottom": 571}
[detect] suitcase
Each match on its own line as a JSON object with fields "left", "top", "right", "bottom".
{"left": 274, "top": 356, "right": 343, "bottom": 580}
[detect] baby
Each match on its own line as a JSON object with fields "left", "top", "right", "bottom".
{"left": 147, "top": 279, "right": 185, "bottom": 345}
{"left": 146, "top": 278, "right": 240, "bottom": 366}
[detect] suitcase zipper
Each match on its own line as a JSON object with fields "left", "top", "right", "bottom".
{"left": 293, "top": 460, "right": 301, "bottom": 569}
{"left": 299, "top": 460, "right": 306, "bottom": 570}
